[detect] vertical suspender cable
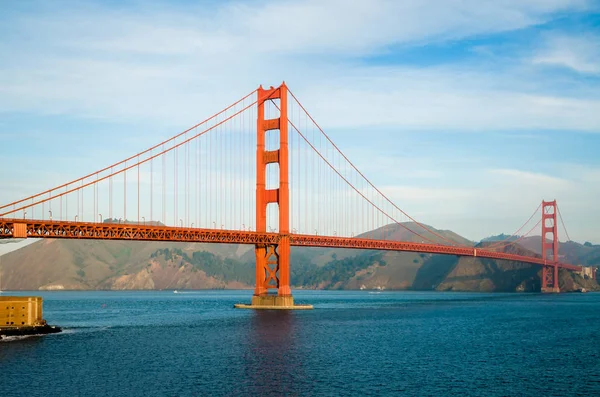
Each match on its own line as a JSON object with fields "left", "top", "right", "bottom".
{"left": 137, "top": 155, "right": 140, "bottom": 224}
{"left": 162, "top": 144, "right": 166, "bottom": 225}
{"left": 150, "top": 150, "right": 153, "bottom": 224}
{"left": 124, "top": 161, "right": 127, "bottom": 222}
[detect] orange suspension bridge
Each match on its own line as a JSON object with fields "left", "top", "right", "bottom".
{"left": 0, "top": 83, "right": 592, "bottom": 305}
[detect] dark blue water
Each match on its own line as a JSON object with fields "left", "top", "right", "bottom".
{"left": 1, "top": 291, "right": 599, "bottom": 396}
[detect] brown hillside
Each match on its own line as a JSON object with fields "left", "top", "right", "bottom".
{"left": 358, "top": 222, "right": 473, "bottom": 246}
{"left": 0, "top": 239, "right": 251, "bottom": 290}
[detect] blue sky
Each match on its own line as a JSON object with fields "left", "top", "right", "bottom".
{"left": 1, "top": 0, "right": 600, "bottom": 248}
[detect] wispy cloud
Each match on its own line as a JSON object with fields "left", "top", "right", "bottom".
{"left": 488, "top": 168, "right": 572, "bottom": 188}
{"left": 19, "top": 0, "right": 589, "bottom": 57}
{"left": 532, "top": 32, "right": 600, "bottom": 74}
{"left": 1, "top": 0, "right": 598, "bottom": 132}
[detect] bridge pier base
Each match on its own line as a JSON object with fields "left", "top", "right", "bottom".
{"left": 234, "top": 295, "right": 313, "bottom": 310}
{"left": 541, "top": 287, "right": 560, "bottom": 293}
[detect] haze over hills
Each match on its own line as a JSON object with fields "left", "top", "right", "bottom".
{"left": 0, "top": 223, "right": 597, "bottom": 292}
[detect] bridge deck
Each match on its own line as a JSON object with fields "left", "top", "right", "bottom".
{"left": 0, "top": 219, "right": 581, "bottom": 271}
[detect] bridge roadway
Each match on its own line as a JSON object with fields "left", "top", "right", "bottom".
{"left": 0, "top": 219, "right": 581, "bottom": 271}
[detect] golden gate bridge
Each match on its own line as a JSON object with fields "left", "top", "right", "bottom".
{"left": 0, "top": 83, "right": 592, "bottom": 306}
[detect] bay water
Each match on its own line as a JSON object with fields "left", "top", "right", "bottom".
{"left": 1, "top": 290, "right": 599, "bottom": 396}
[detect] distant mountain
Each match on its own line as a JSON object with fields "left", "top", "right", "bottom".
{"left": 0, "top": 223, "right": 597, "bottom": 292}
{"left": 361, "top": 222, "right": 473, "bottom": 246}
{"left": 481, "top": 234, "right": 519, "bottom": 243}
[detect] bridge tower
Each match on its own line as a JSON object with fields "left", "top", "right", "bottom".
{"left": 240, "top": 83, "right": 310, "bottom": 310}
{"left": 541, "top": 200, "right": 560, "bottom": 293}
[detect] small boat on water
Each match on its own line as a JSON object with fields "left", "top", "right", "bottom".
{"left": 174, "top": 290, "right": 179, "bottom": 294}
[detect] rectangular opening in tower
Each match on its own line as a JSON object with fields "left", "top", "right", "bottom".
{"left": 265, "top": 129, "right": 280, "bottom": 151}
{"left": 265, "top": 163, "right": 280, "bottom": 190}
{"left": 266, "top": 202, "right": 279, "bottom": 233}
{"left": 263, "top": 98, "right": 281, "bottom": 121}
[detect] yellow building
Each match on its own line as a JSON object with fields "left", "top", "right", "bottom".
{"left": 0, "top": 296, "right": 45, "bottom": 328}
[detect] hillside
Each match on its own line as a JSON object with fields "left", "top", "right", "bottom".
{"left": 0, "top": 223, "right": 597, "bottom": 292}
{"left": 484, "top": 234, "right": 600, "bottom": 268}
{"left": 0, "top": 239, "right": 254, "bottom": 290}
{"left": 359, "top": 222, "right": 473, "bottom": 246}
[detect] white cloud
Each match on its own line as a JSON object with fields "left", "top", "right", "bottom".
{"left": 532, "top": 32, "right": 600, "bottom": 74}
{"left": 302, "top": 68, "right": 600, "bottom": 131}
{"left": 488, "top": 168, "right": 572, "bottom": 188}
{"left": 0, "top": 0, "right": 598, "bottom": 132}
{"left": 27, "top": 0, "right": 589, "bottom": 57}
{"left": 350, "top": 166, "right": 600, "bottom": 243}
{"left": 380, "top": 185, "right": 476, "bottom": 208}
